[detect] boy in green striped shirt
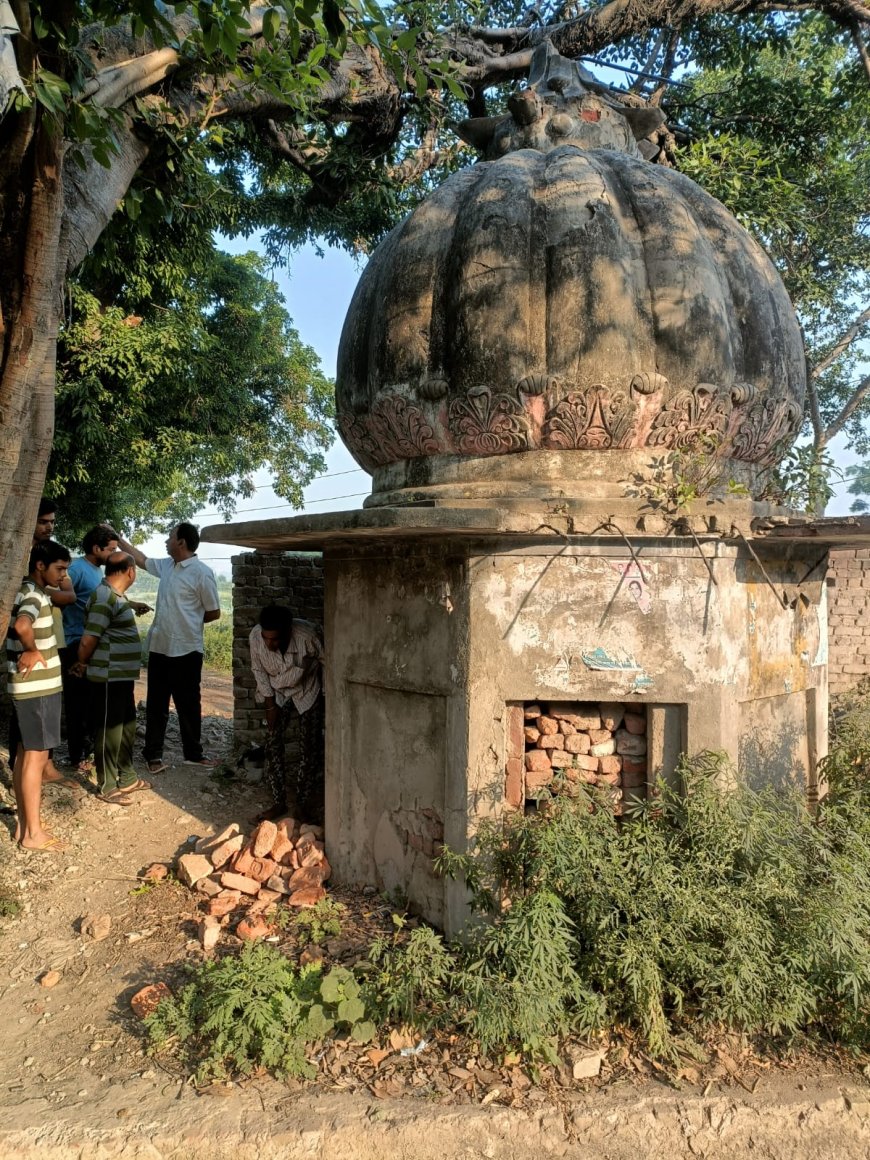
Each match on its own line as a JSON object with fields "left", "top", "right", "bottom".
{"left": 74, "top": 552, "right": 151, "bottom": 804}
{"left": 6, "top": 540, "right": 72, "bottom": 852}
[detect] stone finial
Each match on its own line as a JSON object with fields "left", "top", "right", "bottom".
{"left": 456, "top": 40, "right": 665, "bottom": 160}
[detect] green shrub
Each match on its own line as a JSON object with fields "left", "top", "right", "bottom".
{"left": 438, "top": 748, "right": 870, "bottom": 1060}
{"left": 203, "top": 619, "right": 232, "bottom": 673}
{"left": 277, "top": 897, "right": 346, "bottom": 945}
{"left": 145, "top": 943, "right": 375, "bottom": 1082}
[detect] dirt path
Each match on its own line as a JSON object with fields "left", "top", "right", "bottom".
{"left": 1, "top": 695, "right": 870, "bottom": 1157}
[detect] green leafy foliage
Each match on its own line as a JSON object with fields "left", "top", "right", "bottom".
{"left": 145, "top": 943, "right": 376, "bottom": 1081}
{"left": 761, "top": 445, "right": 841, "bottom": 514}
{"left": 48, "top": 248, "right": 333, "bottom": 544}
{"left": 277, "top": 896, "right": 345, "bottom": 945}
{"left": 436, "top": 743, "right": 870, "bottom": 1060}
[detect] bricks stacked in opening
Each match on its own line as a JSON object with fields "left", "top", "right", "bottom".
{"left": 505, "top": 701, "right": 647, "bottom": 814}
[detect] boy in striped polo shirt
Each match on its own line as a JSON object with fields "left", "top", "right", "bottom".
{"left": 73, "top": 552, "right": 151, "bottom": 805}
{"left": 6, "top": 540, "right": 72, "bottom": 852}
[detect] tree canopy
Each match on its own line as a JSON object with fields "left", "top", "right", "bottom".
{"left": 49, "top": 244, "right": 333, "bottom": 544}
{"left": 1, "top": 0, "right": 869, "bottom": 630}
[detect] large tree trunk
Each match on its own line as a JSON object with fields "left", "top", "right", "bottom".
{"left": 0, "top": 124, "right": 66, "bottom": 639}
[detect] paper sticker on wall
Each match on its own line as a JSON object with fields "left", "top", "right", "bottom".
{"left": 608, "top": 560, "right": 652, "bottom": 614}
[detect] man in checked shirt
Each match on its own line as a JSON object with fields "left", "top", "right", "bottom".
{"left": 249, "top": 605, "right": 324, "bottom": 824}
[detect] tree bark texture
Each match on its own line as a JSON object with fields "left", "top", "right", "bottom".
{"left": 0, "top": 124, "right": 65, "bottom": 638}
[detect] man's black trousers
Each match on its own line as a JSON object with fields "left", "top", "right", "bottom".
{"left": 144, "top": 650, "right": 204, "bottom": 763}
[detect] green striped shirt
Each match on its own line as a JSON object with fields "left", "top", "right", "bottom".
{"left": 6, "top": 580, "right": 63, "bottom": 701}
{"left": 83, "top": 585, "right": 142, "bottom": 683}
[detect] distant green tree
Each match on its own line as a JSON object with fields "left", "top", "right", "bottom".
{"left": 48, "top": 247, "right": 333, "bottom": 544}
{"left": 662, "top": 16, "right": 869, "bottom": 510}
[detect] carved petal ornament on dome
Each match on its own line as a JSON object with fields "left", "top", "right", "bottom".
{"left": 335, "top": 42, "right": 806, "bottom": 491}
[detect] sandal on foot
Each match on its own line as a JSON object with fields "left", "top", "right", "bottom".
{"left": 146, "top": 760, "right": 167, "bottom": 775}
{"left": 97, "top": 790, "right": 134, "bottom": 806}
{"left": 19, "top": 835, "right": 66, "bottom": 853}
{"left": 121, "top": 778, "right": 152, "bottom": 793}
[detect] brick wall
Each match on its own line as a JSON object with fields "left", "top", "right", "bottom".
{"left": 232, "top": 552, "right": 325, "bottom": 752}
{"left": 827, "top": 549, "right": 870, "bottom": 694}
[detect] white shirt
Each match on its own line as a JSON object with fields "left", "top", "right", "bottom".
{"left": 249, "top": 621, "right": 322, "bottom": 714}
{"left": 145, "top": 556, "right": 220, "bottom": 657}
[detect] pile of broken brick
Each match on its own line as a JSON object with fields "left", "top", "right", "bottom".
{"left": 150, "top": 817, "right": 330, "bottom": 949}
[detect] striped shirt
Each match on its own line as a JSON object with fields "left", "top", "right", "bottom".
{"left": 6, "top": 580, "right": 63, "bottom": 701}
{"left": 249, "top": 621, "right": 323, "bottom": 714}
{"left": 82, "top": 585, "right": 142, "bottom": 683}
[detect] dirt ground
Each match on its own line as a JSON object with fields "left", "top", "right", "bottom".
{"left": 2, "top": 677, "right": 870, "bottom": 1158}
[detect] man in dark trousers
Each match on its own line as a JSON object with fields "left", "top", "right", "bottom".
{"left": 111, "top": 523, "right": 220, "bottom": 773}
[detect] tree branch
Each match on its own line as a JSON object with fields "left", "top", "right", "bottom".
{"left": 821, "top": 371, "right": 870, "bottom": 447}
{"left": 811, "top": 304, "right": 870, "bottom": 381}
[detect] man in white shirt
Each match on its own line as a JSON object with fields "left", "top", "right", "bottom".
{"left": 249, "top": 604, "right": 324, "bottom": 823}
{"left": 112, "top": 523, "right": 220, "bottom": 773}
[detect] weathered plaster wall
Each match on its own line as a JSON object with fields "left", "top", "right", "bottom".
{"left": 322, "top": 537, "right": 828, "bottom": 933}
{"left": 231, "top": 552, "right": 324, "bottom": 752}
{"left": 323, "top": 546, "right": 469, "bottom": 928}
{"left": 468, "top": 544, "right": 827, "bottom": 818}
{"left": 827, "top": 549, "right": 870, "bottom": 694}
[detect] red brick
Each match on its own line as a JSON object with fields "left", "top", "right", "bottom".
{"left": 287, "top": 885, "right": 327, "bottom": 908}
{"left": 176, "top": 853, "right": 213, "bottom": 888}
{"left": 615, "top": 730, "right": 647, "bottom": 757}
{"left": 196, "top": 876, "right": 223, "bottom": 897}
{"left": 237, "top": 916, "right": 276, "bottom": 941}
{"left": 270, "top": 832, "right": 294, "bottom": 863}
{"left": 564, "top": 733, "right": 591, "bottom": 755}
{"left": 576, "top": 754, "right": 598, "bottom": 771}
{"left": 248, "top": 856, "right": 279, "bottom": 884}
{"left": 622, "top": 757, "right": 647, "bottom": 775}
{"left": 276, "top": 817, "right": 299, "bottom": 842}
{"left": 599, "top": 702, "right": 624, "bottom": 731}
{"left": 142, "top": 863, "right": 168, "bottom": 881}
{"left": 536, "top": 716, "right": 559, "bottom": 736}
{"left": 287, "top": 865, "right": 327, "bottom": 892}
{"left": 198, "top": 916, "right": 221, "bottom": 951}
{"left": 506, "top": 757, "right": 524, "bottom": 808}
{"left": 252, "top": 820, "right": 278, "bottom": 858}
{"left": 195, "top": 823, "right": 240, "bottom": 855}
{"left": 538, "top": 734, "right": 565, "bottom": 749}
{"left": 131, "top": 983, "right": 171, "bottom": 1020}
{"left": 233, "top": 846, "right": 256, "bottom": 876}
{"left": 524, "top": 726, "right": 541, "bottom": 745}
{"left": 220, "top": 872, "right": 260, "bottom": 895}
{"left": 597, "top": 771, "right": 621, "bottom": 786}
{"left": 507, "top": 705, "right": 525, "bottom": 760}
{"left": 209, "top": 833, "right": 245, "bottom": 869}
{"left": 588, "top": 728, "right": 612, "bottom": 745}
{"left": 525, "top": 767, "right": 553, "bottom": 790}
{"left": 526, "top": 750, "right": 551, "bottom": 772}
{"left": 550, "top": 749, "right": 573, "bottom": 767}
{"left": 204, "top": 889, "right": 242, "bottom": 917}
{"left": 266, "top": 874, "right": 291, "bottom": 895}
{"left": 598, "top": 755, "right": 622, "bottom": 775}
{"left": 558, "top": 719, "right": 576, "bottom": 736}
{"left": 623, "top": 713, "right": 646, "bottom": 735}
{"left": 523, "top": 704, "right": 542, "bottom": 719}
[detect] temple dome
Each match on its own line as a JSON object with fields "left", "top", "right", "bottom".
{"left": 336, "top": 45, "right": 806, "bottom": 507}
